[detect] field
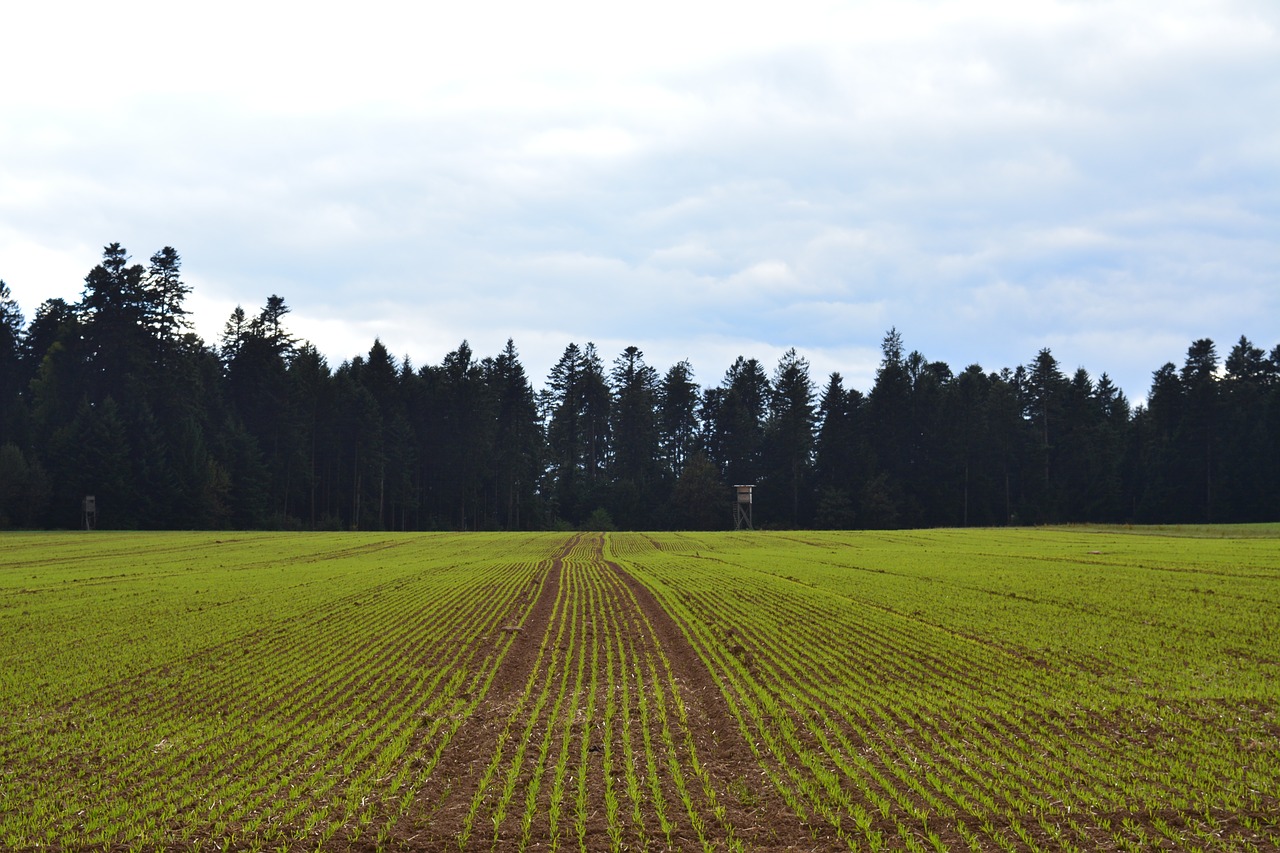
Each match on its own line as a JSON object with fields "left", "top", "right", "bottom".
{"left": 1, "top": 527, "right": 1278, "bottom": 852}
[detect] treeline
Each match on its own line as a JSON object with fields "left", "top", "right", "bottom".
{"left": 1, "top": 244, "right": 1277, "bottom": 530}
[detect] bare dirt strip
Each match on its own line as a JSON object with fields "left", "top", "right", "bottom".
{"left": 391, "top": 537, "right": 569, "bottom": 848}
{"left": 601, "top": 553, "right": 843, "bottom": 852}
{"left": 387, "top": 533, "right": 828, "bottom": 852}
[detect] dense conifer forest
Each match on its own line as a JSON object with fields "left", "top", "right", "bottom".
{"left": 1, "top": 244, "right": 1277, "bottom": 530}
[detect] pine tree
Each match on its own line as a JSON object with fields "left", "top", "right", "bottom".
{"left": 544, "top": 342, "right": 612, "bottom": 524}
{"left": 1024, "top": 348, "right": 1068, "bottom": 521}
{"left": 813, "top": 372, "right": 866, "bottom": 529}
{"left": 762, "top": 348, "right": 816, "bottom": 526}
{"left": 80, "top": 244, "right": 149, "bottom": 404}
{"left": 1179, "top": 339, "right": 1220, "bottom": 522}
{"left": 866, "top": 329, "right": 912, "bottom": 526}
{"left": 713, "top": 356, "right": 769, "bottom": 487}
{"left": 609, "top": 346, "right": 661, "bottom": 527}
{"left": 143, "top": 247, "right": 191, "bottom": 357}
{"left": 486, "top": 339, "right": 543, "bottom": 529}
{"left": 0, "top": 281, "right": 24, "bottom": 444}
{"left": 657, "top": 360, "right": 700, "bottom": 480}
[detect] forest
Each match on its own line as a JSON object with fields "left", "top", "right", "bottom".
{"left": 0, "top": 244, "right": 1277, "bottom": 531}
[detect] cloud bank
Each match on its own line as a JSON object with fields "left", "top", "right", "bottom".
{"left": 2, "top": 0, "right": 1277, "bottom": 398}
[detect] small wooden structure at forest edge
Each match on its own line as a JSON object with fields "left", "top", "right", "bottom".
{"left": 733, "top": 485, "right": 754, "bottom": 530}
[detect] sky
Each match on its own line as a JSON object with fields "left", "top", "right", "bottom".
{"left": 2, "top": 0, "right": 1277, "bottom": 402}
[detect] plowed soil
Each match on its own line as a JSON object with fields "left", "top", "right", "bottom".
{"left": 384, "top": 534, "right": 825, "bottom": 851}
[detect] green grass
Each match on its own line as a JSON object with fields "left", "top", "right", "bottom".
{"left": 608, "top": 526, "right": 1280, "bottom": 851}
{"left": 0, "top": 531, "right": 563, "bottom": 849}
{"left": 686, "top": 526, "right": 1280, "bottom": 701}
{"left": 2, "top": 526, "right": 1277, "bottom": 851}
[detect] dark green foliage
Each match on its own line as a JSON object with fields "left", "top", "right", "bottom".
{"left": 0, "top": 281, "right": 25, "bottom": 447}
{"left": 608, "top": 346, "right": 662, "bottom": 529}
{"left": 709, "top": 356, "right": 769, "bottom": 487}
{"left": 6, "top": 243, "right": 1279, "bottom": 529}
{"left": 543, "top": 342, "right": 611, "bottom": 525}
{"left": 485, "top": 340, "right": 543, "bottom": 530}
{"left": 0, "top": 443, "right": 50, "bottom": 528}
{"left": 761, "top": 349, "right": 816, "bottom": 527}
{"left": 813, "top": 373, "right": 870, "bottom": 528}
{"left": 143, "top": 247, "right": 191, "bottom": 357}
{"left": 657, "top": 360, "right": 700, "bottom": 479}
{"left": 670, "top": 453, "right": 729, "bottom": 530}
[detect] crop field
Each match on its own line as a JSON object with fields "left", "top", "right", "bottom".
{"left": 1, "top": 527, "right": 1278, "bottom": 851}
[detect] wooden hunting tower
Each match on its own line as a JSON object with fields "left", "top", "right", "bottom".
{"left": 733, "top": 485, "right": 754, "bottom": 530}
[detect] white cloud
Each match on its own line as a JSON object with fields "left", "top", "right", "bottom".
{"left": 1, "top": 0, "right": 1277, "bottom": 404}
{"left": 647, "top": 241, "right": 722, "bottom": 271}
{"left": 726, "top": 260, "right": 798, "bottom": 292}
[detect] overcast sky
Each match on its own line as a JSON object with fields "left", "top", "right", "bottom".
{"left": 2, "top": 0, "right": 1277, "bottom": 401}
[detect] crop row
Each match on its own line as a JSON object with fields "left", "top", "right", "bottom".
{"left": 611, "top": 530, "right": 1280, "bottom": 852}
{"left": 687, "top": 527, "right": 1280, "bottom": 700}
{"left": 417, "top": 532, "right": 743, "bottom": 851}
{"left": 0, "top": 533, "right": 563, "bottom": 850}
{"left": 4, "top": 528, "right": 1275, "bottom": 851}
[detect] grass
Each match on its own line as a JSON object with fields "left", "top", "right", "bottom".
{"left": 0, "top": 531, "right": 558, "bottom": 849}
{"left": 1, "top": 526, "right": 1277, "bottom": 850}
{"left": 608, "top": 526, "right": 1280, "bottom": 851}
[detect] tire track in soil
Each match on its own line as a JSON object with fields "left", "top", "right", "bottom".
{"left": 394, "top": 533, "right": 831, "bottom": 851}
{"left": 390, "top": 535, "right": 573, "bottom": 850}
{"left": 602, "top": 553, "right": 843, "bottom": 852}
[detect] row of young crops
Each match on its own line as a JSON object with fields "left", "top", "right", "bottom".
{"left": 410, "top": 532, "right": 752, "bottom": 851}
{"left": 608, "top": 528, "right": 1280, "bottom": 852}
{"left": 2, "top": 527, "right": 1278, "bottom": 851}
{"left": 0, "top": 532, "right": 560, "bottom": 850}
{"left": 1, "top": 531, "right": 776, "bottom": 852}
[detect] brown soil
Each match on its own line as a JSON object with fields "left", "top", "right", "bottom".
{"left": 602, "top": 555, "right": 840, "bottom": 851}
{"left": 383, "top": 533, "right": 827, "bottom": 852}
{"left": 390, "top": 537, "right": 571, "bottom": 849}
{"left": 26, "top": 534, "right": 1280, "bottom": 852}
